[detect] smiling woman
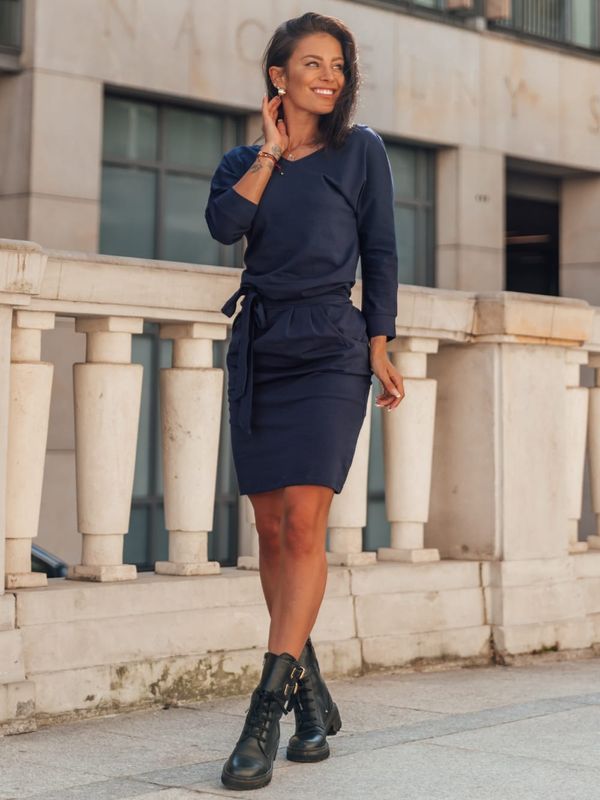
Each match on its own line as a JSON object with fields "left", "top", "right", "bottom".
{"left": 204, "top": 10, "right": 402, "bottom": 792}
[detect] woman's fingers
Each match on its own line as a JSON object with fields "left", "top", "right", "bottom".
{"left": 374, "top": 367, "right": 405, "bottom": 410}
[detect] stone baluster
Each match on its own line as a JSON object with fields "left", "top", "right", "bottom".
{"left": 155, "top": 323, "right": 222, "bottom": 575}
{"left": 5, "top": 310, "right": 55, "bottom": 588}
{"left": 68, "top": 316, "right": 143, "bottom": 581}
{"left": 565, "top": 349, "right": 589, "bottom": 553}
{"left": 378, "top": 337, "right": 440, "bottom": 563}
{"left": 237, "top": 496, "right": 259, "bottom": 570}
{"left": 327, "top": 384, "right": 376, "bottom": 566}
{"left": 587, "top": 353, "right": 600, "bottom": 549}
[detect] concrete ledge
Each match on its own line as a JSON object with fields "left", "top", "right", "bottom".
{"left": 350, "top": 560, "right": 481, "bottom": 595}
{"left": 354, "top": 587, "right": 485, "bottom": 637}
{"left": 361, "top": 625, "right": 491, "bottom": 669}
{"left": 481, "top": 556, "right": 579, "bottom": 587}
{"left": 0, "top": 629, "right": 26, "bottom": 684}
{"left": 0, "top": 594, "right": 15, "bottom": 631}
{"left": 14, "top": 567, "right": 352, "bottom": 626}
{"left": 494, "top": 618, "right": 594, "bottom": 654}
{"left": 572, "top": 551, "right": 600, "bottom": 579}
{"left": 0, "top": 680, "right": 36, "bottom": 733}
{"left": 484, "top": 579, "right": 587, "bottom": 626}
{"left": 32, "top": 638, "right": 363, "bottom": 718}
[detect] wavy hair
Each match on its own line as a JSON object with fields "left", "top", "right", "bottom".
{"left": 255, "top": 11, "right": 361, "bottom": 151}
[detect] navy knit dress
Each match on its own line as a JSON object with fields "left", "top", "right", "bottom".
{"left": 204, "top": 123, "right": 398, "bottom": 495}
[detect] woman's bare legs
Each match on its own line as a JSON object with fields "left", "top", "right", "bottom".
{"left": 248, "top": 484, "right": 334, "bottom": 660}
{"left": 247, "top": 487, "right": 285, "bottom": 616}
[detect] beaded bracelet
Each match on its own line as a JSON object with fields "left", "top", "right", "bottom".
{"left": 257, "top": 150, "right": 284, "bottom": 175}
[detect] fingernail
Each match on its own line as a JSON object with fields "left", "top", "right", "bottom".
{"left": 392, "top": 390, "right": 401, "bottom": 398}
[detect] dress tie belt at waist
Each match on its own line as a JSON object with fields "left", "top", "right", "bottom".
{"left": 220, "top": 284, "right": 350, "bottom": 435}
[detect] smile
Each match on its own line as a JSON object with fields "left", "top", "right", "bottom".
{"left": 312, "top": 88, "right": 335, "bottom": 96}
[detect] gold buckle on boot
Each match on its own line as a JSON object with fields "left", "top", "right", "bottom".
{"left": 289, "top": 665, "right": 306, "bottom": 697}
{"left": 283, "top": 666, "right": 305, "bottom": 705}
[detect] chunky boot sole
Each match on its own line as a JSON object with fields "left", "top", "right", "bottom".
{"left": 221, "top": 748, "right": 277, "bottom": 790}
{"left": 221, "top": 765, "right": 273, "bottom": 791}
{"left": 286, "top": 703, "right": 342, "bottom": 762}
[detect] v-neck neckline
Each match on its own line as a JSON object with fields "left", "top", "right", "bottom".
{"left": 279, "top": 146, "right": 326, "bottom": 164}
{"left": 253, "top": 144, "right": 326, "bottom": 164}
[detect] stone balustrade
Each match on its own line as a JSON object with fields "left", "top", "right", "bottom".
{"left": 1, "top": 238, "right": 600, "bottom": 733}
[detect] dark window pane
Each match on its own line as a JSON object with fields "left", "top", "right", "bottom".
{"left": 394, "top": 206, "right": 417, "bottom": 284}
{"left": 0, "top": 0, "right": 21, "bottom": 49}
{"left": 125, "top": 506, "right": 150, "bottom": 566}
{"left": 155, "top": 336, "right": 173, "bottom": 495}
{"left": 571, "top": 0, "right": 594, "bottom": 46}
{"left": 164, "top": 108, "right": 224, "bottom": 170}
{"left": 493, "top": 0, "right": 598, "bottom": 50}
{"left": 131, "top": 332, "right": 155, "bottom": 497}
{"left": 100, "top": 165, "right": 156, "bottom": 257}
{"left": 388, "top": 146, "right": 417, "bottom": 201}
{"left": 103, "top": 97, "right": 158, "bottom": 161}
{"left": 153, "top": 505, "right": 169, "bottom": 565}
{"left": 163, "top": 174, "right": 215, "bottom": 264}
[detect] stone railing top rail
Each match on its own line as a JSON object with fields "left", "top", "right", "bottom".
{"left": 0, "top": 240, "right": 596, "bottom": 347}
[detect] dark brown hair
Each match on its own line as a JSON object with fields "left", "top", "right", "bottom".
{"left": 255, "top": 11, "right": 361, "bottom": 151}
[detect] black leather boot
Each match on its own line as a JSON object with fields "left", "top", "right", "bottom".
{"left": 221, "top": 651, "right": 305, "bottom": 790}
{"left": 286, "top": 637, "right": 342, "bottom": 762}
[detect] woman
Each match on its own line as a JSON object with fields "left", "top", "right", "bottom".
{"left": 205, "top": 11, "right": 405, "bottom": 792}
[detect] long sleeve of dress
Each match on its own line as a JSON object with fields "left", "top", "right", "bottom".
{"left": 356, "top": 129, "right": 398, "bottom": 342}
{"left": 204, "top": 147, "right": 259, "bottom": 245}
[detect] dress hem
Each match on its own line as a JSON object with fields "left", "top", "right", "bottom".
{"left": 238, "top": 478, "right": 342, "bottom": 496}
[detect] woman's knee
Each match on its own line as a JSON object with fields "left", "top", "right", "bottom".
{"left": 256, "top": 514, "right": 281, "bottom": 557}
{"left": 281, "top": 509, "right": 326, "bottom": 558}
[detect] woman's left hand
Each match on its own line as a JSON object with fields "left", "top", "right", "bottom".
{"left": 370, "top": 344, "right": 405, "bottom": 411}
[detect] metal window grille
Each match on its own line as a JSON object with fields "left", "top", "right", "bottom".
{"left": 491, "top": 0, "right": 600, "bottom": 50}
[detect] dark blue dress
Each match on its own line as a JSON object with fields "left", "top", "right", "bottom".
{"left": 205, "top": 123, "right": 398, "bottom": 495}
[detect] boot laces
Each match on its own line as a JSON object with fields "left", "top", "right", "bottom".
{"left": 243, "top": 689, "right": 286, "bottom": 744}
{"left": 296, "top": 672, "right": 319, "bottom": 723}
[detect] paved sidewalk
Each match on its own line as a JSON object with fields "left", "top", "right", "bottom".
{"left": 2, "top": 656, "right": 600, "bottom": 799}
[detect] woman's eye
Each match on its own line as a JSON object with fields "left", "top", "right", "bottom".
{"left": 307, "top": 61, "right": 344, "bottom": 69}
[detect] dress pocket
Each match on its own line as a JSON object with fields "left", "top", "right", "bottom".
{"left": 322, "top": 303, "right": 368, "bottom": 345}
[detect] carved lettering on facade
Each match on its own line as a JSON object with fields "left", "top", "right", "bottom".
{"left": 103, "top": 0, "right": 137, "bottom": 40}
{"left": 504, "top": 77, "right": 527, "bottom": 118}
{"left": 175, "top": 3, "right": 201, "bottom": 55}
{"left": 236, "top": 19, "right": 269, "bottom": 64}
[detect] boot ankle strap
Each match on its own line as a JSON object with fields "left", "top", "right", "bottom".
{"left": 282, "top": 665, "right": 305, "bottom": 698}
{"left": 281, "top": 665, "right": 306, "bottom": 711}
{"left": 291, "top": 665, "right": 306, "bottom": 682}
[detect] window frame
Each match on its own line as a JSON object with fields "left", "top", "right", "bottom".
{"left": 100, "top": 88, "right": 245, "bottom": 267}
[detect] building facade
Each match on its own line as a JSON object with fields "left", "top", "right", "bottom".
{"left": 1, "top": 0, "right": 599, "bottom": 567}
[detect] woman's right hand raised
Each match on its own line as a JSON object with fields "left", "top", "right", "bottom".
{"left": 262, "top": 94, "right": 289, "bottom": 159}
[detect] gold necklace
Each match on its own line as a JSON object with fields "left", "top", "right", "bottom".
{"left": 283, "top": 140, "right": 323, "bottom": 160}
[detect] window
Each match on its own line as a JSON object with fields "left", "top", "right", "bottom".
{"left": 0, "top": 0, "right": 22, "bottom": 51}
{"left": 490, "top": 0, "right": 600, "bottom": 51}
{"left": 100, "top": 94, "right": 244, "bottom": 569}
{"left": 100, "top": 94, "right": 244, "bottom": 267}
{"left": 357, "top": 139, "right": 435, "bottom": 288}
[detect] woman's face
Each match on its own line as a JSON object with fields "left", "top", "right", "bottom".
{"left": 271, "top": 32, "right": 346, "bottom": 113}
